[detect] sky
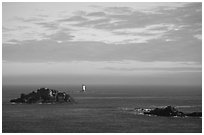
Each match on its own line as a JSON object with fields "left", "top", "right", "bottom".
{"left": 2, "top": 2, "right": 202, "bottom": 86}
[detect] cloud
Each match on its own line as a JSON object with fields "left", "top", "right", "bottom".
{"left": 69, "top": 27, "right": 139, "bottom": 44}
{"left": 2, "top": 3, "right": 202, "bottom": 63}
{"left": 2, "top": 3, "right": 201, "bottom": 86}
{"left": 69, "top": 23, "right": 179, "bottom": 44}
{"left": 35, "top": 22, "right": 59, "bottom": 30}
{"left": 194, "top": 34, "right": 202, "bottom": 40}
{"left": 3, "top": 39, "right": 20, "bottom": 45}
{"left": 113, "top": 24, "right": 176, "bottom": 35}
{"left": 3, "top": 3, "right": 201, "bottom": 45}
{"left": 75, "top": 18, "right": 110, "bottom": 27}
{"left": 14, "top": 16, "right": 46, "bottom": 24}
{"left": 2, "top": 60, "right": 8, "bottom": 63}
{"left": 87, "top": 11, "right": 106, "bottom": 17}
{"left": 58, "top": 16, "right": 88, "bottom": 22}
{"left": 105, "top": 7, "right": 133, "bottom": 15}
{"left": 3, "top": 38, "right": 202, "bottom": 63}
{"left": 72, "top": 10, "right": 87, "bottom": 16}
{"left": 2, "top": 26, "right": 14, "bottom": 32}
{"left": 47, "top": 31, "right": 74, "bottom": 42}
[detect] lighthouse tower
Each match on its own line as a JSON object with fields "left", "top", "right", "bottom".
{"left": 82, "top": 84, "right": 86, "bottom": 92}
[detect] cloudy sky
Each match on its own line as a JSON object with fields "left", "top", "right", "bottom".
{"left": 2, "top": 2, "right": 202, "bottom": 86}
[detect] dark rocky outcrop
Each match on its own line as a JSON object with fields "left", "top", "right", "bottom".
{"left": 143, "top": 106, "right": 201, "bottom": 117}
{"left": 144, "top": 106, "right": 185, "bottom": 117}
{"left": 10, "top": 88, "right": 76, "bottom": 104}
{"left": 185, "top": 112, "right": 202, "bottom": 117}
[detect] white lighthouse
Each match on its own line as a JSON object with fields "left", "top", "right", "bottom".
{"left": 82, "top": 84, "right": 86, "bottom": 92}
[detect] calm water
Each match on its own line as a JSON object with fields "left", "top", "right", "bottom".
{"left": 2, "top": 85, "right": 202, "bottom": 133}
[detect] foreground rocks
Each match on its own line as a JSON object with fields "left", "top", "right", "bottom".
{"left": 143, "top": 106, "right": 201, "bottom": 117}
{"left": 10, "top": 88, "right": 76, "bottom": 104}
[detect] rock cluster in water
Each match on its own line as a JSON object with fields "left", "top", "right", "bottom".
{"left": 143, "top": 106, "right": 201, "bottom": 117}
{"left": 10, "top": 88, "right": 76, "bottom": 104}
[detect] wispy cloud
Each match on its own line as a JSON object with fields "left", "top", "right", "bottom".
{"left": 46, "top": 31, "right": 74, "bottom": 42}
{"left": 2, "top": 2, "right": 202, "bottom": 62}
{"left": 59, "top": 16, "right": 88, "bottom": 22}
{"left": 194, "top": 34, "right": 202, "bottom": 40}
{"left": 68, "top": 23, "right": 182, "bottom": 44}
{"left": 35, "top": 22, "right": 59, "bottom": 30}
{"left": 3, "top": 3, "right": 201, "bottom": 45}
{"left": 104, "top": 7, "right": 133, "bottom": 15}
{"left": 87, "top": 11, "right": 106, "bottom": 17}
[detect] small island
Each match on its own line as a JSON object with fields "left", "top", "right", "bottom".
{"left": 138, "top": 106, "right": 202, "bottom": 117}
{"left": 10, "top": 87, "right": 76, "bottom": 104}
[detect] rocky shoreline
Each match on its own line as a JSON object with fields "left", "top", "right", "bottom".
{"left": 120, "top": 106, "right": 202, "bottom": 118}
{"left": 10, "top": 87, "right": 76, "bottom": 104}
{"left": 143, "top": 106, "right": 202, "bottom": 117}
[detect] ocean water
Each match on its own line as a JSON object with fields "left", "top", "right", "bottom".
{"left": 2, "top": 85, "right": 202, "bottom": 133}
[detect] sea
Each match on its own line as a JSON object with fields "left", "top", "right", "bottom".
{"left": 2, "top": 84, "right": 202, "bottom": 133}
